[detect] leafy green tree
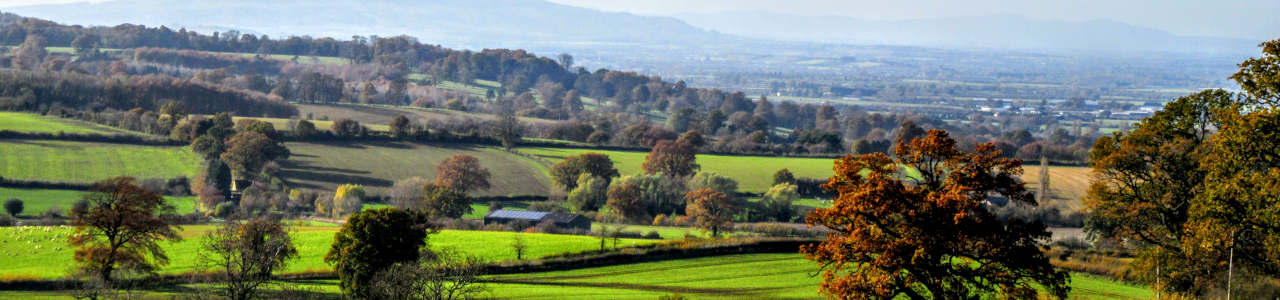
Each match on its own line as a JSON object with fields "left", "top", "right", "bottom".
{"left": 294, "top": 119, "right": 317, "bottom": 139}
{"left": 191, "top": 134, "right": 225, "bottom": 160}
{"left": 235, "top": 119, "right": 280, "bottom": 141}
{"left": 772, "top": 169, "right": 796, "bottom": 186}
{"left": 221, "top": 131, "right": 290, "bottom": 178}
{"left": 550, "top": 152, "right": 619, "bottom": 191}
{"left": 331, "top": 118, "right": 366, "bottom": 138}
{"left": 325, "top": 208, "right": 434, "bottom": 298}
{"left": 390, "top": 115, "right": 412, "bottom": 139}
{"left": 611, "top": 174, "right": 687, "bottom": 217}
{"left": 70, "top": 33, "right": 101, "bottom": 60}
{"left": 686, "top": 171, "right": 738, "bottom": 196}
{"left": 332, "top": 184, "right": 366, "bottom": 218}
{"left": 4, "top": 198, "right": 22, "bottom": 216}
{"left": 1085, "top": 90, "right": 1239, "bottom": 295}
{"left": 586, "top": 131, "right": 611, "bottom": 145}
{"left": 567, "top": 174, "right": 608, "bottom": 212}
{"left": 703, "top": 109, "right": 727, "bottom": 133}
{"left": 421, "top": 184, "right": 472, "bottom": 219}
{"left": 668, "top": 108, "right": 697, "bottom": 133}
{"left": 760, "top": 183, "right": 798, "bottom": 222}
{"left": 676, "top": 130, "right": 706, "bottom": 148}
{"left": 1231, "top": 39, "right": 1280, "bottom": 104}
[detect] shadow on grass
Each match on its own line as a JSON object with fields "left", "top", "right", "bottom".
{"left": 485, "top": 278, "right": 789, "bottom": 298}
{"left": 495, "top": 255, "right": 802, "bottom": 282}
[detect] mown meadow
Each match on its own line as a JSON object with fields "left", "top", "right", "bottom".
{"left": 0, "top": 225, "right": 657, "bottom": 279}
{"left": 0, "top": 112, "right": 138, "bottom": 135}
{"left": 0, "top": 139, "right": 202, "bottom": 184}
{"left": 0, "top": 188, "right": 196, "bottom": 217}
{"left": 281, "top": 141, "right": 552, "bottom": 196}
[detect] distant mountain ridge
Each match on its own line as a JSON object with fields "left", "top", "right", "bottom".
{"left": 675, "top": 12, "right": 1256, "bottom": 55}
{"left": 3, "top": 0, "right": 738, "bottom": 49}
{"left": 3, "top": 0, "right": 1257, "bottom": 56}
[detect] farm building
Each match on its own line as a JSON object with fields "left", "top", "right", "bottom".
{"left": 484, "top": 209, "right": 592, "bottom": 230}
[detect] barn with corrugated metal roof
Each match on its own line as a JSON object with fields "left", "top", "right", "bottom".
{"left": 483, "top": 209, "right": 591, "bottom": 230}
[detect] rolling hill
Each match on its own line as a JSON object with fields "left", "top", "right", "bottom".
{"left": 3, "top": 0, "right": 736, "bottom": 50}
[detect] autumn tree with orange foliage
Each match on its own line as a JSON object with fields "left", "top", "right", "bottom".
{"left": 434, "top": 154, "right": 491, "bottom": 193}
{"left": 684, "top": 188, "right": 736, "bottom": 237}
{"left": 803, "top": 130, "right": 1068, "bottom": 299}
{"left": 605, "top": 183, "right": 646, "bottom": 222}
{"left": 69, "top": 177, "right": 182, "bottom": 283}
{"left": 642, "top": 139, "right": 699, "bottom": 177}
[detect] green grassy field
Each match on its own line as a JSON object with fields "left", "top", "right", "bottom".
{"left": 0, "top": 140, "right": 202, "bottom": 184}
{"left": 0, "top": 225, "right": 656, "bottom": 279}
{"left": 0, "top": 188, "right": 196, "bottom": 217}
{"left": 519, "top": 147, "right": 841, "bottom": 193}
{"left": 0, "top": 252, "right": 1153, "bottom": 299}
{"left": 0, "top": 112, "right": 138, "bottom": 135}
{"left": 282, "top": 141, "right": 552, "bottom": 196}
{"left": 227, "top": 116, "right": 391, "bottom": 132}
{"left": 484, "top": 253, "right": 1153, "bottom": 300}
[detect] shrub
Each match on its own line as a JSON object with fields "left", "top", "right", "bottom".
{"left": 567, "top": 174, "right": 608, "bottom": 212}
{"left": 0, "top": 214, "right": 14, "bottom": 226}
{"left": 4, "top": 198, "right": 23, "bottom": 216}
{"left": 333, "top": 184, "right": 366, "bottom": 218}
{"left": 41, "top": 205, "right": 63, "bottom": 219}
{"left": 652, "top": 214, "right": 669, "bottom": 226}
{"left": 213, "top": 201, "right": 237, "bottom": 218}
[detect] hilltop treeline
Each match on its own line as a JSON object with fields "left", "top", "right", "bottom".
{"left": 0, "top": 70, "right": 297, "bottom": 117}
{"left": 133, "top": 47, "right": 288, "bottom": 74}
{"left": 0, "top": 13, "right": 1094, "bottom": 160}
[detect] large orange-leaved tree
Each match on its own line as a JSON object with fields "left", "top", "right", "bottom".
{"left": 803, "top": 129, "right": 1068, "bottom": 299}
{"left": 69, "top": 177, "right": 182, "bottom": 283}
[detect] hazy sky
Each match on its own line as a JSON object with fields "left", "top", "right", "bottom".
{"left": 546, "top": 0, "right": 1279, "bottom": 40}
{"left": 0, "top": 0, "right": 1274, "bottom": 40}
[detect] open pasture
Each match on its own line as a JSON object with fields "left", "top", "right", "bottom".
{"left": 281, "top": 141, "right": 551, "bottom": 196}
{"left": 0, "top": 188, "right": 196, "bottom": 217}
{"left": 0, "top": 225, "right": 656, "bottom": 279}
{"left": 485, "top": 253, "right": 1153, "bottom": 300}
{"left": 519, "top": 147, "right": 841, "bottom": 193}
{"left": 0, "top": 112, "right": 138, "bottom": 135}
{"left": 0, "top": 140, "right": 202, "bottom": 184}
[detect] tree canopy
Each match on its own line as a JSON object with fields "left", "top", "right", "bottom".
{"left": 325, "top": 208, "right": 435, "bottom": 298}
{"left": 642, "top": 139, "right": 699, "bottom": 177}
{"left": 69, "top": 177, "right": 182, "bottom": 283}
{"left": 550, "top": 152, "right": 619, "bottom": 191}
{"left": 803, "top": 130, "right": 1068, "bottom": 299}
{"left": 434, "top": 154, "right": 492, "bottom": 193}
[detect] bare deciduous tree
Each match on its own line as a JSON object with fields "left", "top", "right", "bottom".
{"left": 370, "top": 248, "right": 486, "bottom": 300}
